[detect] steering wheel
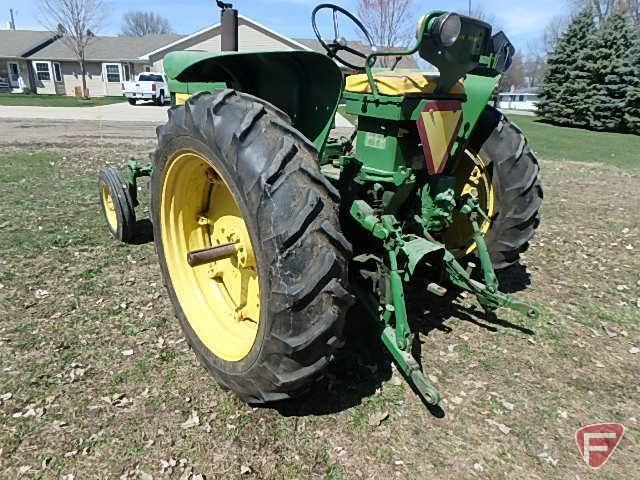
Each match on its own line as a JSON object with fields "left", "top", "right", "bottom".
{"left": 312, "top": 3, "right": 375, "bottom": 70}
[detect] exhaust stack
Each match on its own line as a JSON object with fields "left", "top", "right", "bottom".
{"left": 217, "top": 1, "right": 239, "bottom": 52}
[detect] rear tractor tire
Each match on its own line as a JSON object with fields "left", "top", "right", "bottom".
{"left": 151, "top": 90, "right": 353, "bottom": 404}
{"left": 443, "top": 107, "right": 543, "bottom": 270}
{"left": 98, "top": 167, "right": 137, "bottom": 243}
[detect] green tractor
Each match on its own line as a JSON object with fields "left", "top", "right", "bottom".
{"left": 98, "top": 4, "right": 542, "bottom": 406}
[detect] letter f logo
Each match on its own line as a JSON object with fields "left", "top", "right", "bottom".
{"left": 576, "top": 423, "right": 625, "bottom": 469}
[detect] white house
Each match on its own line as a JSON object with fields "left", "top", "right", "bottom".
{"left": 141, "top": 15, "right": 314, "bottom": 73}
{"left": 26, "top": 34, "right": 182, "bottom": 97}
{"left": 3, "top": 15, "right": 320, "bottom": 97}
{"left": 497, "top": 88, "right": 541, "bottom": 112}
{"left": 2, "top": 13, "right": 418, "bottom": 97}
{"left": 0, "top": 30, "right": 59, "bottom": 93}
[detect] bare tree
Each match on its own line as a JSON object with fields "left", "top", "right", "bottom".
{"left": 569, "top": 0, "right": 640, "bottom": 23}
{"left": 523, "top": 51, "right": 547, "bottom": 87}
{"left": 356, "top": 0, "right": 415, "bottom": 66}
{"left": 499, "top": 53, "right": 527, "bottom": 91}
{"left": 543, "top": 15, "right": 570, "bottom": 55}
{"left": 39, "top": 0, "right": 106, "bottom": 98}
{"left": 122, "top": 11, "right": 174, "bottom": 37}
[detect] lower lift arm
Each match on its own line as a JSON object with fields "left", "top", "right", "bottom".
{"left": 350, "top": 199, "right": 539, "bottom": 406}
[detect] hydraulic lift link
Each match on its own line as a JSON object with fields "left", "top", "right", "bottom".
{"left": 350, "top": 199, "right": 540, "bottom": 407}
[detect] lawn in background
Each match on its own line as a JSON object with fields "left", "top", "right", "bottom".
{"left": 0, "top": 93, "right": 127, "bottom": 107}
{"left": 507, "top": 114, "right": 640, "bottom": 169}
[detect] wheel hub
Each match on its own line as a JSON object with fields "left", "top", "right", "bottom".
{"left": 440, "top": 151, "right": 495, "bottom": 256}
{"left": 160, "top": 150, "right": 260, "bottom": 362}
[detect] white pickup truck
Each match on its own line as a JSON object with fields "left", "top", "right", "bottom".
{"left": 122, "top": 72, "right": 169, "bottom": 106}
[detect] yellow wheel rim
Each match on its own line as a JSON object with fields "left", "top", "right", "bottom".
{"left": 441, "top": 151, "right": 495, "bottom": 257}
{"left": 101, "top": 185, "right": 118, "bottom": 232}
{"left": 160, "top": 150, "right": 260, "bottom": 362}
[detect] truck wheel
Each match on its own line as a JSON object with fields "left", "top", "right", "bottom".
{"left": 98, "top": 168, "right": 136, "bottom": 243}
{"left": 128, "top": 98, "right": 137, "bottom": 106}
{"left": 442, "top": 107, "right": 543, "bottom": 269}
{"left": 151, "top": 90, "right": 353, "bottom": 403}
{"left": 155, "top": 92, "right": 165, "bottom": 106}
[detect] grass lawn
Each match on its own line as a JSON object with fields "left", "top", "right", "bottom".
{"left": 1, "top": 145, "right": 638, "bottom": 479}
{"left": 0, "top": 93, "right": 127, "bottom": 108}
{"left": 508, "top": 114, "right": 640, "bottom": 170}
{"left": 0, "top": 116, "right": 639, "bottom": 478}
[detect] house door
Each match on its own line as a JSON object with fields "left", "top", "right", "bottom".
{"left": 102, "top": 63, "right": 123, "bottom": 96}
{"left": 8, "top": 62, "right": 20, "bottom": 88}
{"left": 32, "top": 61, "right": 55, "bottom": 94}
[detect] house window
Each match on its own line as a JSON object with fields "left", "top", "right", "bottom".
{"left": 35, "top": 62, "right": 51, "bottom": 81}
{"left": 123, "top": 63, "right": 131, "bottom": 82}
{"left": 53, "top": 62, "right": 63, "bottom": 83}
{"left": 104, "top": 63, "right": 121, "bottom": 83}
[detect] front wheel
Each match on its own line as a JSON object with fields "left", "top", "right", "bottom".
{"left": 98, "top": 168, "right": 136, "bottom": 243}
{"left": 151, "top": 91, "right": 353, "bottom": 403}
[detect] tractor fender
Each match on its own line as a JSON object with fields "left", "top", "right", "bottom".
{"left": 460, "top": 73, "right": 501, "bottom": 141}
{"left": 163, "top": 50, "right": 344, "bottom": 150}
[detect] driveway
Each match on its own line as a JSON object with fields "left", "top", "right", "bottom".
{"left": 0, "top": 102, "right": 170, "bottom": 124}
{"left": 0, "top": 101, "right": 355, "bottom": 127}
{"left": 499, "top": 108, "right": 535, "bottom": 117}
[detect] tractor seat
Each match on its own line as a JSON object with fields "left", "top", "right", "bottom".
{"left": 344, "top": 71, "right": 465, "bottom": 96}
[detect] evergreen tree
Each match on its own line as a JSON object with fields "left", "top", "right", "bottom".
{"left": 622, "top": 31, "right": 640, "bottom": 133}
{"left": 538, "top": 9, "right": 595, "bottom": 125}
{"left": 582, "top": 12, "right": 634, "bottom": 131}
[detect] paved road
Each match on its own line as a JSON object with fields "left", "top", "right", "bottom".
{"left": 0, "top": 101, "right": 355, "bottom": 127}
{"left": 0, "top": 102, "right": 170, "bottom": 124}
{"left": 499, "top": 108, "right": 535, "bottom": 117}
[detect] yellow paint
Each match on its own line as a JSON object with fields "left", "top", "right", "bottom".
{"left": 101, "top": 185, "right": 118, "bottom": 232}
{"left": 160, "top": 150, "right": 260, "bottom": 362}
{"left": 441, "top": 152, "right": 495, "bottom": 256}
{"left": 420, "top": 108, "right": 462, "bottom": 174}
{"left": 175, "top": 93, "right": 192, "bottom": 105}
{"left": 345, "top": 72, "right": 465, "bottom": 96}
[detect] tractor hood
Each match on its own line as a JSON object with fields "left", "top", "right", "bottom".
{"left": 164, "top": 50, "right": 344, "bottom": 149}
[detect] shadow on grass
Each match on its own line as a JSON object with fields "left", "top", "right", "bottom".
{"left": 130, "top": 219, "right": 154, "bottom": 245}
{"left": 496, "top": 263, "right": 532, "bottom": 294}
{"left": 275, "top": 307, "right": 395, "bottom": 417}
{"left": 273, "top": 262, "right": 535, "bottom": 418}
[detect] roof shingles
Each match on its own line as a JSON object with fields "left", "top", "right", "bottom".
{"left": 27, "top": 34, "right": 183, "bottom": 62}
{"left": 0, "top": 30, "right": 57, "bottom": 58}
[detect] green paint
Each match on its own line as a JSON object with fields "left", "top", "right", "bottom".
{"left": 141, "top": 9, "right": 539, "bottom": 408}
{"left": 126, "top": 159, "right": 153, "bottom": 208}
{"left": 163, "top": 50, "right": 343, "bottom": 151}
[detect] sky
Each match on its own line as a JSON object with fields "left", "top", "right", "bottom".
{"left": 0, "top": 0, "right": 568, "bottom": 53}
